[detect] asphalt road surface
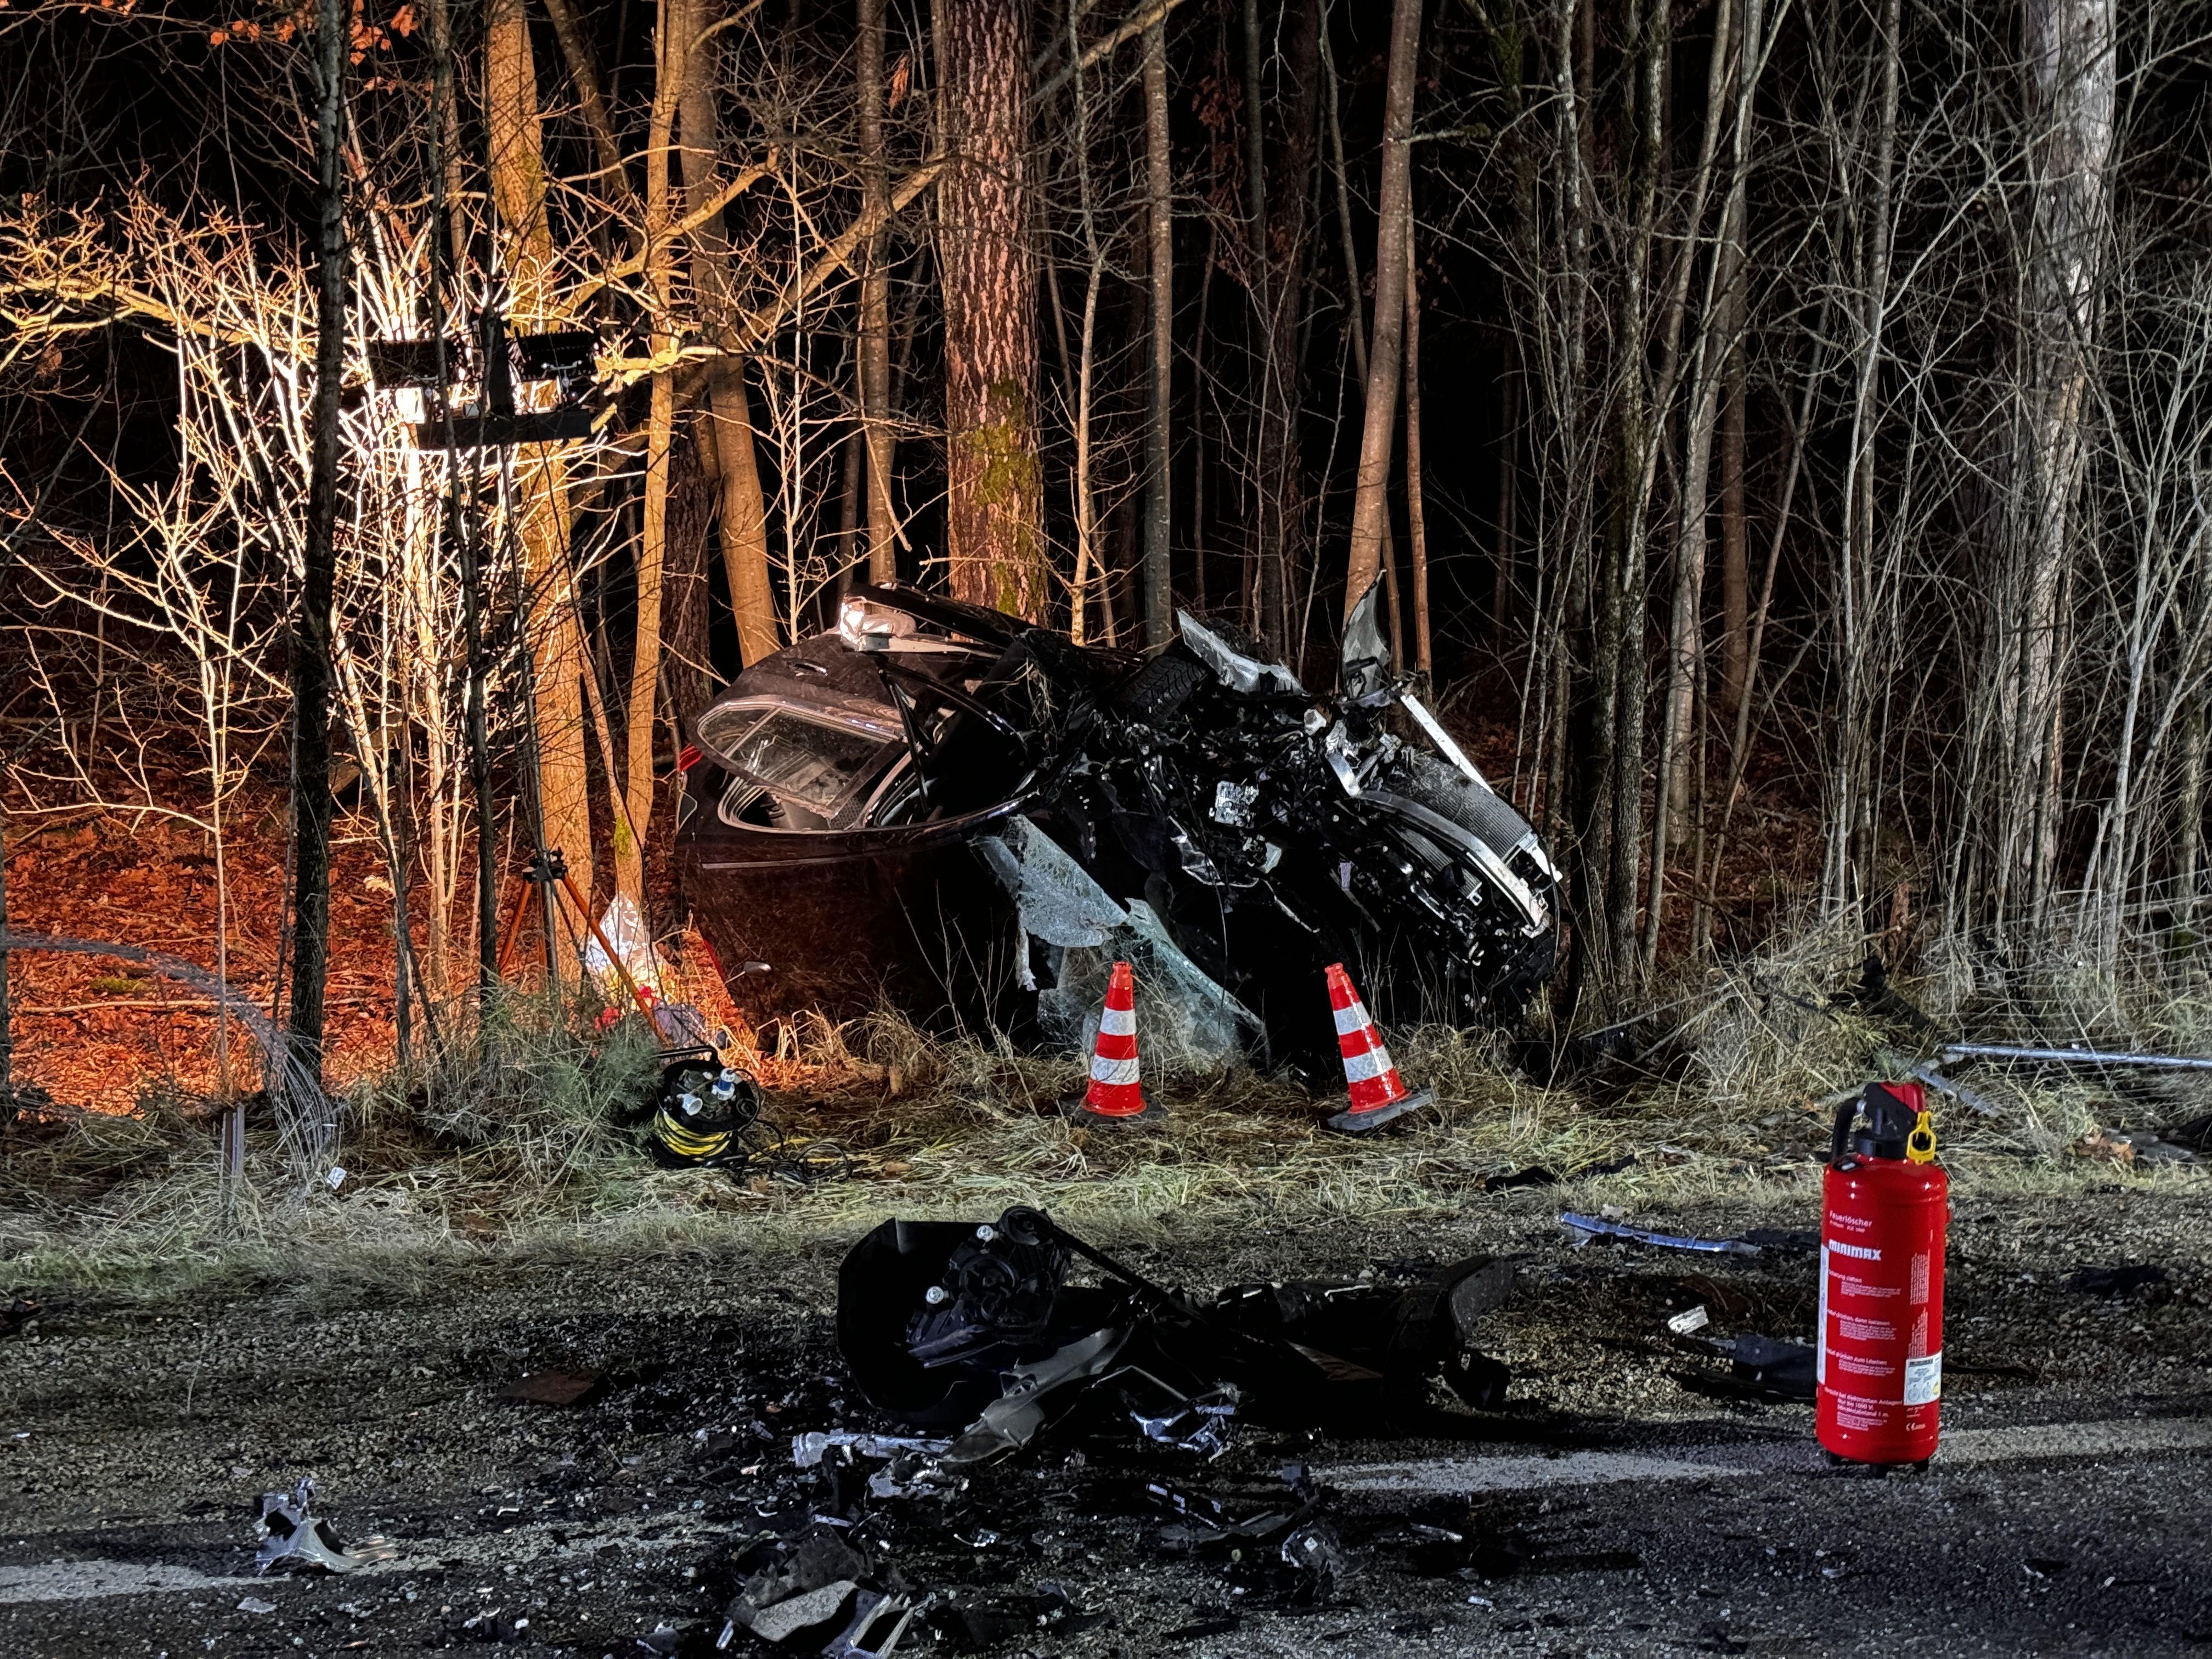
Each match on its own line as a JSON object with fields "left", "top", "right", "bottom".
{"left": 3, "top": 1187, "right": 2206, "bottom": 1656}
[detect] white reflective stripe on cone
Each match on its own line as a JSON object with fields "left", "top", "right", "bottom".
{"left": 1099, "top": 1005, "right": 1137, "bottom": 1037}
{"left": 1091, "top": 1057, "right": 1141, "bottom": 1085}
{"left": 1342, "top": 1047, "right": 1393, "bottom": 1084}
{"left": 1334, "top": 1002, "right": 1372, "bottom": 1036}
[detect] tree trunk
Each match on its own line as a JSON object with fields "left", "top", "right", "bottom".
{"left": 858, "top": 0, "right": 899, "bottom": 584}
{"left": 0, "top": 781, "right": 12, "bottom": 1110}
{"left": 488, "top": 0, "right": 595, "bottom": 948}
{"left": 1142, "top": 16, "right": 1173, "bottom": 646}
{"left": 681, "top": 0, "right": 780, "bottom": 665}
{"left": 1599, "top": 0, "right": 1671, "bottom": 994}
{"left": 1646, "top": 0, "right": 1748, "bottom": 970}
{"left": 1717, "top": 337, "right": 1747, "bottom": 716}
{"left": 620, "top": 0, "right": 685, "bottom": 904}
{"left": 1404, "top": 225, "right": 1431, "bottom": 676}
{"left": 937, "top": 0, "right": 1047, "bottom": 617}
{"left": 1341, "top": 0, "right": 1422, "bottom": 624}
{"left": 664, "top": 430, "right": 716, "bottom": 729}
{"left": 1252, "top": 0, "right": 1321, "bottom": 659}
{"left": 1998, "top": 0, "right": 2115, "bottom": 932}
{"left": 1493, "top": 354, "right": 1516, "bottom": 640}
{"left": 288, "top": 0, "right": 347, "bottom": 1081}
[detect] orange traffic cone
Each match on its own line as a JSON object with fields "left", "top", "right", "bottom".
{"left": 1323, "top": 962, "right": 1433, "bottom": 1133}
{"left": 1068, "top": 960, "right": 1157, "bottom": 1122}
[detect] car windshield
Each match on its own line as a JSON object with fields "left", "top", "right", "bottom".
{"left": 697, "top": 702, "right": 905, "bottom": 826}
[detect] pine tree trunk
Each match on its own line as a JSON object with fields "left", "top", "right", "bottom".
{"left": 936, "top": 0, "right": 1047, "bottom": 617}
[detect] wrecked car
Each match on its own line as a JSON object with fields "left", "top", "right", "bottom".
{"left": 675, "top": 582, "right": 1559, "bottom": 1067}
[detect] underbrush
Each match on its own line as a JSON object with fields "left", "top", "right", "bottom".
{"left": 3, "top": 923, "right": 2207, "bottom": 1291}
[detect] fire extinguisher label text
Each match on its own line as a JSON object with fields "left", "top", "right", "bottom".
{"left": 1905, "top": 1352, "right": 1942, "bottom": 1406}
{"left": 1830, "top": 1240, "right": 1883, "bottom": 1261}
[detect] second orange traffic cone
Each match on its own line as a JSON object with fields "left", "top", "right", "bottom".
{"left": 1069, "top": 960, "right": 1157, "bottom": 1122}
{"left": 1323, "top": 962, "right": 1433, "bottom": 1134}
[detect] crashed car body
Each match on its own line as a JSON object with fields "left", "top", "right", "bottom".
{"left": 675, "top": 582, "right": 1559, "bottom": 1066}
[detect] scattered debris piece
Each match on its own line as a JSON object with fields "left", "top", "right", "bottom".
{"left": 791, "top": 1431, "right": 964, "bottom": 1502}
{"left": 838, "top": 1207, "right": 1514, "bottom": 1464}
{"left": 820, "top": 1589, "right": 917, "bottom": 1658}
{"left": 254, "top": 1479, "right": 396, "bottom": 1574}
{"left": 1132, "top": 1385, "right": 1239, "bottom": 1457}
{"left": 236, "top": 1595, "right": 277, "bottom": 1615}
{"left": 2066, "top": 1264, "right": 2170, "bottom": 1298}
{"left": 790, "top": 1432, "right": 951, "bottom": 1468}
{"left": 1672, "top": 1335, "right": 1816, "bottom": 1404}
{"left": 497, "top": 1369, "right": 608, "bottom": 1408}
{"left": 1, "top": 1295, "right": 38, "bottom": 1337}
{"left": 719, "top": 1525, "right": 871, "bottom": 1647}
{"left": 1667, "top": 1305, "right": 1711, "bottom": 1336}
{"left": 1560, "top": 1214, "right": 1760, "bottom": 1256}
{"left": 1940, "top": 1041, "right": 2212, "bottom": 1073}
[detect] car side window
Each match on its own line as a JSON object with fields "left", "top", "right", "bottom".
{"left": 699, "top": 702, "right": 904, "bottom": 828}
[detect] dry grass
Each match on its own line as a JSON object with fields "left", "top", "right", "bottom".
{"left": 4, "top": 922, "right": 2207, "bottom": 1291}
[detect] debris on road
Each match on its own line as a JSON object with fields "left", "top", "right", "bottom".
{"left": 1667, "top": 1304, "right": 1711, "bottom": 1335}
{"left": 253, "top": 1479, "right": 395, "bottom": 1574}
{"left": 837, "top": 1206, "right": 1514, "bottom": 1466}
{"left": 1, "top": 1294, "right": 38, "bottom": 1337}
{"left": 1560, "top": 1212, "right": 1763, "bottom": 1256}
{"left": 1672, "top": 1334, "right": 1818, "bottom": 1404}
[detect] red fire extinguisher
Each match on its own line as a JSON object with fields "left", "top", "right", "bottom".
{"left": 1818, "top": 1081, "right": 1948, "bottom": 1466}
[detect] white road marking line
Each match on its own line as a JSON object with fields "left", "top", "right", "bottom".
{"left": 1324, "top": 1451, "right": 1749, "bottom": 1494}
{"left": 1323, "top": 1416, "right": 2212, "bottom": 1496}
{"left": 0, "top": 1561, "right": 255, "bottom": 1606}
